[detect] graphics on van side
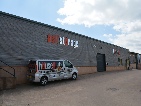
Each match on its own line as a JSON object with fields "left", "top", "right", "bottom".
{"left": 38, "top": 61, "right": 63, "bottom": 72}
{"left": 47, "top": 34, "right": 79, "bottom": 48}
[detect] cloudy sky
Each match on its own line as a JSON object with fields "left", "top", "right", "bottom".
{"left": 0, "top": 0, "right": 141, "bottom": 53}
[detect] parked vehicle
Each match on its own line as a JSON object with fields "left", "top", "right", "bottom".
{"left": 27, "top": 59, "right": 78, "bottom": 85}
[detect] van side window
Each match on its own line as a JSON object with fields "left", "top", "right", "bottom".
{"left": 64, "top": 60, "right": 73, "bottom": 68}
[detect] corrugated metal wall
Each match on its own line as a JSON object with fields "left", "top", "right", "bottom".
{"left": 0, "top": 11, "right": 129, "bottom": 66}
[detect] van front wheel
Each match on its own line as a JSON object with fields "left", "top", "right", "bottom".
{"left": 40, "top": 77, "right": 48, "bottom": 86}
{"left": 72, "top": 73, "right": 77, "bottom": 80}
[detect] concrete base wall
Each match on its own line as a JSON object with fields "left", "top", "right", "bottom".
{"left": 138, "top": 64, "right": 141, "bottom": 70}
{"left": 76, "top": 66, "right": 97, "bottom": 75}
{"left": 130, "top": 64, "right": 136, "bottom": 69}
{"left": 106, "top": 66, "right": 126, "bottom": 71}
{"left": 76, "top": 66, "right": 126, "bottom": 75}
{"left": 0, "top": 78, "right": 3, "bottom": 90}
{"left": 0, "top": 77, "right": 16, "bottom": 90}
{"left": 0, "top": 66, "right": 28, "bottom": 84}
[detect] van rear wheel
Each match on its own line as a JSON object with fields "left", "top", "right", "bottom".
{"left": 40, "top": 77, "right": 48, "bottom": 86}
{"left": 72, "top": 73, "right": 77, "bottom": 80}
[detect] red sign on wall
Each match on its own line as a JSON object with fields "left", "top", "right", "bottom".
{"left": 47, "top": 34, "right": 78, "bottom": 48}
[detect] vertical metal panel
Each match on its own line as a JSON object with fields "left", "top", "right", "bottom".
{"left": 97, "top": 53, "right": 106, "bottom": 72}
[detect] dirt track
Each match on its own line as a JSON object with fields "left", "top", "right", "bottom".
{"left": 0, "top": 69, "right": 141, "bottom": 106}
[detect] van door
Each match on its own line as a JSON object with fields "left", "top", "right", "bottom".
{"left": 56, "top": 61, "right": 66, "bottom": 80}
{"left": 49, "top": 71, "right": 60, "bottom": 81}
{"left": 48, "top": 61, "right": 62, "bottom": 80}
{"left": 63, "top": 60, "right": 73, "bottom": 78}
{"left": 27, "top": 60, "right": 36, "bottom": 81}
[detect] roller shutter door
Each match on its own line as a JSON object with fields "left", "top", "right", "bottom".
{"left": 96, "top": 53, "right": 106, "bottom": 72}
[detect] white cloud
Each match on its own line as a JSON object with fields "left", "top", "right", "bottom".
{"left": 104, "top": 32, "right": 141, "bottom": 53}
{"left": 113, "top": 20, "right": 141, "bottom": 33}
{"left": 103, "top": 34, "right": 114, "bottom": 41}
{"left": 57, "top": 0, "right": 141, "bottom": 53}
{"left": 57, "top": 0, "right": 141, "bottom": 27}
{"left": 103, "top": 34, "right": 113, "bottom": 38}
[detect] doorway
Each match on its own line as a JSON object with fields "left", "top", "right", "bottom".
{"left": 96, "top": 53, "right": 106, "bottom": 72}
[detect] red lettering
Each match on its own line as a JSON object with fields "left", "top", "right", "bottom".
{"left": 52, "top": 62, "right": 56, "bottom": 69}
{"left": 64, "top": 37, "right": 68, "bottom": 46}
{"left": 51, "top": 36, "right": 55, "bottom": 43}
{"left": 47, "top": 34, "right": 52, "bottom": 43}
{"left": 47, "top": 34, "right": 78, "bottom": 47}
{"left": 48, "top": 35, "right": 60, "bottom": 44}
{"left": 42, "top": 62, "right": 46, "bottom": 70}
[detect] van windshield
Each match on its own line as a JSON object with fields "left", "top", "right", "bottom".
{"left": 64, "top": 60, "right": 73, "bottom": 68}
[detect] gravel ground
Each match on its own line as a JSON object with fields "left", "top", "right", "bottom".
{"left": 0, "top": 69, "right": 141, "bottom": 106}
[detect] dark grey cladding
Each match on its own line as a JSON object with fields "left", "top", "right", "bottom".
{"left": 0, "top": 11, "right": 129, "bottom": 66}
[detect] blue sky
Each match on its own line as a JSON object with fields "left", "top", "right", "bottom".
{"left": 0, "top": 0, "right": 141, "bottom": 53}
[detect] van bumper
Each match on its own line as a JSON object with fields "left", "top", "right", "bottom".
{"left": 27, "top": 74, "right": 40, "bottom": 82}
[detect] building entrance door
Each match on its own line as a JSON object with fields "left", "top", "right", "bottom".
{"left": 96, "top": 53, "right": 106, "bottom": 72}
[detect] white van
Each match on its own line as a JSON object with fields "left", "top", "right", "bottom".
{"left": 27, "top": 59, "right": 78, "bottom": 85}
